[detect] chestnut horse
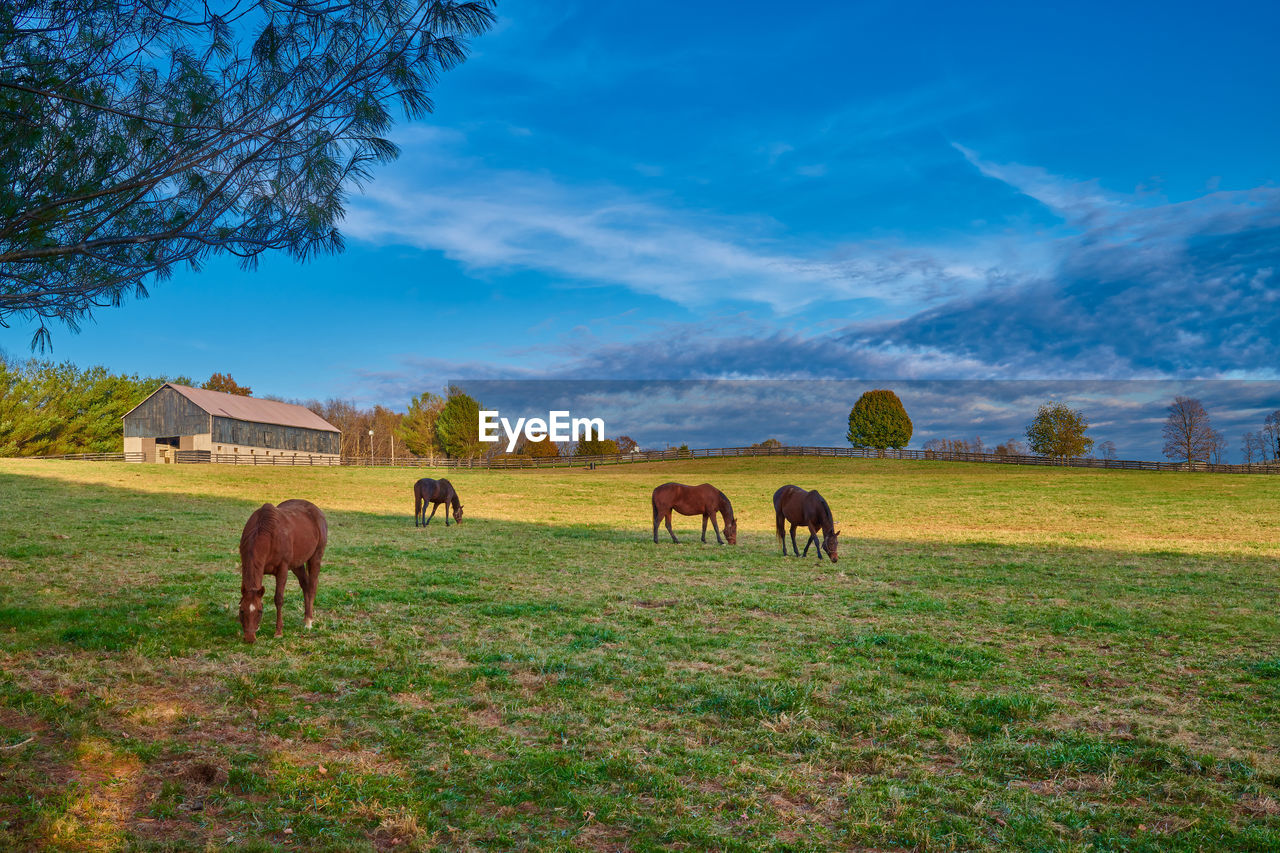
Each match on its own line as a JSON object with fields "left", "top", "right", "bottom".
{"left": 414, "top": 477, "right": 463, "bottom": 527}
{"left": 238, "top": 499, "right": 327, "bottom": 643}
{"left": 652, "top": 482, "right": 737, "bottom": 545}
{"left": 774, "top": 485, "right": 839, "bottom": 563}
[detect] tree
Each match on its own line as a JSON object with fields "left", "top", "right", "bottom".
{"left": 575, "top": 437, "right": 620, "bottom": 457}
{"left": 994, "top": 438, "right": 1028, "bottom": 457}
{"left": 1161, "top": 396, "right": 1214, "bottom": 464}
{"left": 0, "top": 357, "right": 187, "bottom": 455}
{"left": 1264, "top": 410, "right": 1280, "bottom": 461}
{"left": 1242, "top": 431, "right": 1266, "bottom": 465}
{"left": 0, "top": 0, "right": 496, "bottom": 347}
{"left": 523, "top": 437, "right": 560, "bottom": 458}
{"left": 396, "top": 392, "right": 445, "bottom": 461}
{"left": 201, "top": 372, "right": 251, "bottom": 396}
{"left": 1096, "top": 440, "right": 1118, "bottom": 461}
{"left": 616, "top": 435, "right": 638, "bottom": 455}
{"left": 435, "top": 386, "right": 483, "bottom": 460}
{"left": 847, "top": 389, "right": 912, "bottom": 449}
{"left": 752, "top": 438, "right": 782, "bottom": 449}
{"left": 1208, "top": 429, "right": 1228, "bottom": 465}
{"left": 1025, "top": 402, "right": 1093, "bottom": 460}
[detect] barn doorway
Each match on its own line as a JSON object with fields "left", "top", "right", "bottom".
{"left": 155, "top": 436, "right": 179, "bottom": 463}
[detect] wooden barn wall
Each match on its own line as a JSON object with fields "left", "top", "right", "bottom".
{"left": 211, "top": 417, "right": 341, "bottom": 454}
{"left": 123, "top": 387, "right": 211, "bottom": 438}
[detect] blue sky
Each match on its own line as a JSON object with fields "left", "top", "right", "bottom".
{"left": 6, "top": 0, "right": 1280, "bottom": 456}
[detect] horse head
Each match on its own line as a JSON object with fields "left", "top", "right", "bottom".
{"left": 238, "top": 583, "right": 266, "bottom": 643}
{"left": 453, "top": 504, "right": 464, "bottom": 523}
{"left": 724, "top": 517, "right": 737, "bottom": 545}
{"left": 823, "top": 529, "right": 840, "bottom": 563}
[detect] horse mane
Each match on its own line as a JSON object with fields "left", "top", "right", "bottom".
{"left": 814, "top": 493, "right": 835, "bottom": 536}
{"left": 719, "top": 490, "right": 735, "bottom": 522}
{"left": 241, "top": 503, "right": 278, "bottom": 552}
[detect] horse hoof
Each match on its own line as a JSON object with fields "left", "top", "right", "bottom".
{"left": 304, "top": 620, "right": 313, "bottom": 629}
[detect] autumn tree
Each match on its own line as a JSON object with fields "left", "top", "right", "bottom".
{"left": 1161, "top": 396, "right": 1214, "bottom": 465}
{"left": 616, "top": 435, "right": 638, "bottom": 455}
{"left": 1025, "top": 402, "right": 1093, "bottom": 460}
{"left": 522, "top": 437, "right": 560, "bottom": 458}
{"left": 201, "top": 372, "right": 251, "bottom": 396}
{"left": 994, "top": 438, "right": 1028, "bottom": 457}
{"left": 847, "top": 389, "right": 912, "bottom": 449}
{"left": 575, "top": 436, "right": 620, "bottom": 456}
{"left": 752, "top": 438, "right": 782, "bottom": 449}
{"left": 1, "top": 0, "right": 496, "bottom": 347}
{"left": 396, "top": 392, "right": 445, "bottom": 461}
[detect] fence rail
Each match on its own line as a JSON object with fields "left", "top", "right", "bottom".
{"left": 31, "top": 452, "right": 145, "bottom": 463}
{"left": 27, "top": 446, "right": 1280, "bottom": 474}
{"left": 332, "top": 445, "right": 1280, "bottom": 474}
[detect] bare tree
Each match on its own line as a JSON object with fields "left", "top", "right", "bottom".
{"left": 1096, "top": 440, "right": 1117, "bottom": 460}
{"left": 1161, "top": 396, "right": 1214, "bottom": 464}
{"left": 1264, "top": 410, "right": 1280, "bottom": 461}
{"left": 994, "top": 438, "right": 1027, "bottom": 457}
{"left": 1208, "top": 429, "right": 1228, "bottom": 465}
{"left": 1241, "top": 432, "right": 1263, "bottom": 465}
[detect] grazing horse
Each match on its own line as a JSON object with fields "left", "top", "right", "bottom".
{"left": 238, "top": 499, "right": 327, "bottom": 643}
{"left": 773, "top": 485, "right": 839, "bottom": 563}
{"left": 652, "top": 482, "right": 737, "bottom": 545}
{"left": 414, "top": 477, "right": 463, "bottom": 527}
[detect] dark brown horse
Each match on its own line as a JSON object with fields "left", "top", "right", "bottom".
{"left": 238, "top": 499, "right": 327, "bottom": 643}
{"left": 652, "top": 482, "right": 737, "bottom": 545}
{"left": 774, "top": 485, "right": 839, "bottom": 563}
{"left": 414, "top": 477, "right": 463, "bottom": 527}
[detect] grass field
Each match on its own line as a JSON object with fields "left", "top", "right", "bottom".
{"left": 0, "top": 457, "right": 1278, "bottom": 852}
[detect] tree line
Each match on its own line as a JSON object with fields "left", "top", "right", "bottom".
{"left": 2, "top": 359, "right": 1275, "bottom": 465}
{"left": 0, "top": 359, "right": 638, "bottom": 460}
{"left": 845, "top": 389, "right": 1277, "bottom": 465}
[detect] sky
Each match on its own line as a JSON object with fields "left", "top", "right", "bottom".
{"left": 5, "top": 0, "right": 1280, "bottom": 458}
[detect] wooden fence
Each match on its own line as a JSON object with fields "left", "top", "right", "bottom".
{"left": 31, "top": 452, "right": 146, "bottom": 463}
{"left": 29, "top": 446, "right": 1280, "bottom": 474}
{"left": 328, "top": 445, "right": 1279, "bottom": 474}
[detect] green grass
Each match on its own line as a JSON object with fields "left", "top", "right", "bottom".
{"left": 0, "top": 457, "right": 1277, "bottom": 851}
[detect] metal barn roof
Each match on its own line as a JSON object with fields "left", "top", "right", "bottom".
{"left": 124, "top": 383, "right": 341, "bottom": 433}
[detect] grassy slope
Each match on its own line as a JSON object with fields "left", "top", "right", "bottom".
{"left": 0, "top": 458, "right": 1277, "bottom": 851}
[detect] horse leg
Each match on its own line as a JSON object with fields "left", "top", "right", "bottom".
{"left": 802, "top": 528, "right": 819, "bottom": 558}
{"left": 415, "top": 494, "right": 422, "bottom": 527}
{"left": 653, "top": 500, "right": 660, "bottom": 544}
{"left": 425, "top": 503, "right": 438, "bottom": 526}
{"left": 665, "top": 510, "right": 678, "bottom": 543}
{"left": 444, "top": 501, "right": 451, "bottom": 527}
{"left": 776, "top": 511, "right": 788, "bottom": 555}
{"left": 302, "top": 556, "right": 321, "bottom": 629}
{"left": 273, "top": 569, "right": 286, "bottom": 638}
{"left": 710, "top": 513, "right": 723, "bottom": 545}
{"left": 701, "top": 514, "right": 709, "bottom": 543}
{"left": 790, "top": 523, "right": 799, "bottom": 556}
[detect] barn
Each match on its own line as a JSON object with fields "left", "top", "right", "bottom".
{"left": 122, "top": 383, "right": 342, "bottom": 463}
